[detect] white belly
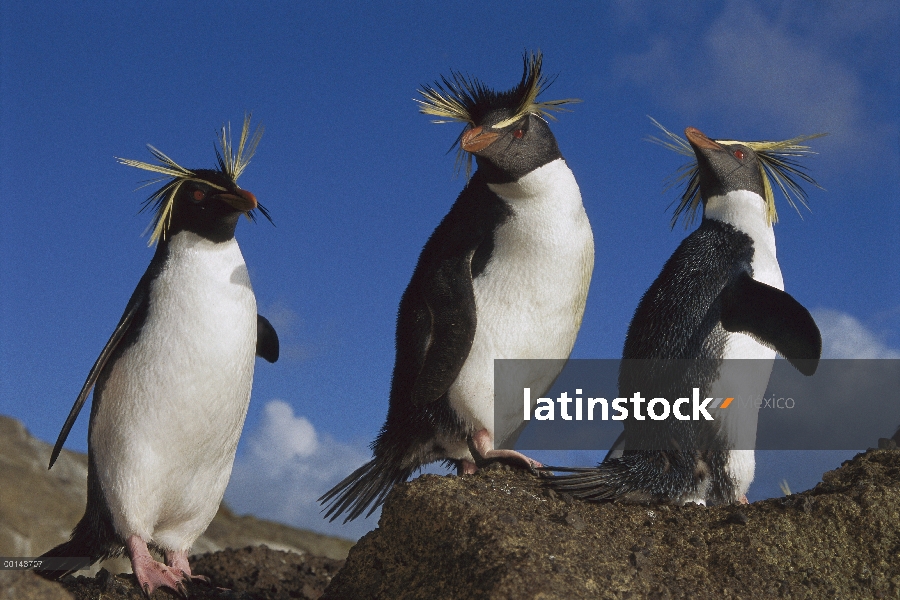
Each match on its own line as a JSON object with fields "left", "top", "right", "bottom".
{"left": 444, "top": 159, "right": 594, "bottom": 456}
{"left": 90, "top": 232, "right": 257, "bottom": 551}
{"left": 706, "top": 190, "right": 784, "bottom": 500}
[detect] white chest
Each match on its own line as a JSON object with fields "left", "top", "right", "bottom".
{"left": 90, "top": 232, "right": 258, "bottom": 549}
{"left": 705, "top": 191, "right": 783, "bottom": 498}
{"left": 705, "top": 190, "right": 782, "bottom": 290}
{"left": 446, "top": 159, "right": 594, "bottom": 447}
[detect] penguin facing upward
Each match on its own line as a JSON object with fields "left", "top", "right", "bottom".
{"left": 320, "top": 53, "right": 594, "bottom": 522}
{"left": 548, "top": 122, "right": 822, "bottom": 506}
{"left": 37, "top": 116, "right": 279, "bottom": 597}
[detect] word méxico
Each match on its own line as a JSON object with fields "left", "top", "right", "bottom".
{"left": 522, "top": 388, "right": 731, "bottom": 422}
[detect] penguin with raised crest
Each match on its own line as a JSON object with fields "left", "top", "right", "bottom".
{"left": 320, "top": 53, "right": 594, "bottom": 522}
{"left": 37, "top": 116, "right": 278, "bottom": 596}
{"left": 547, "top": 121, "right": 822, "bottom": 506}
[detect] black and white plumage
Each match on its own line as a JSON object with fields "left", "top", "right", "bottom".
{"left": 319, "top": 53, "right": 594, "bottom": 522}
{"left": 37, "top": 117, "right": 278, "bottom": 597}
{"left": 548, "top": 124, "right": 822, "bottom": 506}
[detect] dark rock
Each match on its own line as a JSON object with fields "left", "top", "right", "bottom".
{"left": 54, "top": 546, "right": 343, "bottom": 600}
{"left": 7, "top": 410, "right": 900, "bottom": 598}
{"left": 564, "top": 511, "right": 586, "bottom": 531}
{"left": 0, "top": 570, "right": 73, "bottom": 600}
{"left": 190, "top": 545, "right": 344, "bottom": 599}
{"left": 723, "top": 511, "right": 748, "bottom": 525}
{"left": 324, "top": 450, "right": 900, "bottom": 599}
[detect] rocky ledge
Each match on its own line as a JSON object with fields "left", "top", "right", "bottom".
{"left": 324, "top": 449, "right": 900, "bottom": 599}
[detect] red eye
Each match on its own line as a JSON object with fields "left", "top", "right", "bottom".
{"left": 513, "top": 129, "right": 524, "bottom": 139}
{"left": 733, "top": 150, "right": 745, "bottom": 160}
{"left": 193, "top": 189, "right": 206, "bottom": 202}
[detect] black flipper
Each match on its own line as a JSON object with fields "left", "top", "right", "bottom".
{"left": 48, "top": 280, "right": 150, "bottom": 469}
{"left": 320, "top": 172, "right": 508, "bottom": 523}
{"left": 317, "top": 256, "right": 476, "bottom": 522}
{"left": 720, "top": 272, "right": 822, "bottom": 376}
{"left": 256, "top": 314, "right": 279, "bottom": 363}
{"left": 411, "top": 255, "right": 477, "bottom": 405}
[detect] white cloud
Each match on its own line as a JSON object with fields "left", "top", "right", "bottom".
{"left": 225, "top": 400, "right": 379, "bottom": 540}
{"left": 248, "top": 401, "right": 318, "bottom": 464}
{"left": 813, "top": 308, "right": 900, "bottom": 359}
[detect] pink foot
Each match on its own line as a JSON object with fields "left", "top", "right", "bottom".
{"left": 165, "top": 549, "right": 210, "bottom": 584}
{"left": 739, "top": 495, "right": 749, "bottom": 505}
{"left": 459, "top": 459, "right": 478, "bottom": 475}
{"left": 466, "top": 428, "right": 542, "bottom": 472}
{"left": 126, "top": 536, "right": 187, "bottom": 598}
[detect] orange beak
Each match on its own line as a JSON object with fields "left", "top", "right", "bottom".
{"left": 461, "top": 126, "right": 501, "bottom": 153}
{"left": 685, "top": 127, "right": 725, "bottom": 151}
{"left": 216, "top": 189, "right": 258, "bottom": 212}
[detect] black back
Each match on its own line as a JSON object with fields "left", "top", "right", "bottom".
{"left": 623, "top": 219, "right": 754, "bottom": 362}
{"left": 376, "top": 170, "right": 513, "bottom": 456}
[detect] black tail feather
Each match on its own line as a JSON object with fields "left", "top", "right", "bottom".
{"left": 544, "top": 452, "right": 700, "bottom": 503}
{"left": 34, "top": 505, "right": 121, "bottom": 580}
{"left": 319, "top": 457, "right": 416, "bottom": 523}
{"left": 33, "top": 535, "right": 118, "bottom": 580}
{"left": 547, "top": 464, "right": 643, "bottom": 502}
{"left": 537, "top": 465, "right": 599, "bottom": 473}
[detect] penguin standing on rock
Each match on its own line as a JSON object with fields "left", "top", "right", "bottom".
{"left": 320, "top": 53, "right": 594, "bottom": 522}
{"left": 37, "top": 116, "right": 279, "bottom": 597}
{"left": 547, "top": 122, "right": 823, "bottom": 506}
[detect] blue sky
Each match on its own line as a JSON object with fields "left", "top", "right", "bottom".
{"left": 1, "top": 2, "right": 898, "bottom": 540}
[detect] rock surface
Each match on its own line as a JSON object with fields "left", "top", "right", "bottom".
{"left": 52, "top": 546, "right": 344, "bottom": 600}
{"left": 0, "top": 570, "right": 74, "bottom": 600}
{"left": 324, "top": 450, "right": 900, "bottom": 599}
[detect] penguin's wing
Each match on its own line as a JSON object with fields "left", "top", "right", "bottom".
{"left": 256, "top": 314, "right": 279, "bottom": 363}
{"left": 720, "top": 272, "right": 822, "bottom": 375}
{"left": 410, "top": 255, "right": 478, "bottom": 405}
{"left": 48, "top": 280, "right": 150, "bottom": 469}
{"left": 392, "top": 175, "right": 505, "bottom": 407}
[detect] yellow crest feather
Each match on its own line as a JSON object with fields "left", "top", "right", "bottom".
{"left": 647, "top": 117, "right": 825, "bottom": 228}
{"left": 117, "top": 114, "right": 264, "bottom": 245}
{"left": 415, "top": 52, "right": 580, "bottom": 178}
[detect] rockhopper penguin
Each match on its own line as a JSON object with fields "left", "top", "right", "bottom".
{"left": 547, "top": 121, "right": 822, "bottom": 506}
{"left": 37, "top": 116, "right": 279, "bottom": 596}
{"left": 320, "top": 53, "right": 594, "bottom": 522}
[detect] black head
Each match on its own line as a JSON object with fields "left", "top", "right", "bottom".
{"left": 416, "top": 52, "right": 579, "bottom": 182}
{"left": 685, "top": 127, "right": 765, "bottom": 202}
{"left": 648, "top": 118, "right": 825, "bottom": 228}
{"left": 165, "top": 169, "right": 258, "bottom": 243}
{"left": 118, "top": 115, "right": 271, "bottom": 246}
{"left": 461, "top": 112, "right": 562, "bottom": 183}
